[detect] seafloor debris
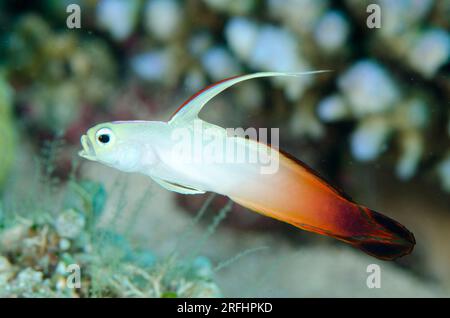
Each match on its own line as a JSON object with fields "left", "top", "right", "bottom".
{"left": 0, "top": 178, "right": 221, "bottom": 298}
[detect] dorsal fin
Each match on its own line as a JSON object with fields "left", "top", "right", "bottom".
{"left": 168, "top": 71, "right": 330, "bottom": 124}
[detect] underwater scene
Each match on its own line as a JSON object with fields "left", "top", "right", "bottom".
{"left": 0, "top": 0, "right": 449, "bottom": 299}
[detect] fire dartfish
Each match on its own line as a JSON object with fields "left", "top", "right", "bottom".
{"left": 79, "top": 72, "right": 415, "bottom": 260}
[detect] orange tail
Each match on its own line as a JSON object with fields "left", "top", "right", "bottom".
{"left": 229, "top": 150, "right": 415, "bottom": 261}
{"left": 343, "top": 207, "right": 415, "bottom": 260}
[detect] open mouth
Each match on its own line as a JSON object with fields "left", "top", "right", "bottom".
{"left": 79, "top": 135, "right": 96, "bottom": 160}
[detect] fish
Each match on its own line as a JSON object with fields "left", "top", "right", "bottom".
{"left": 79, "top": 71, "right": 415, "bottom": 261}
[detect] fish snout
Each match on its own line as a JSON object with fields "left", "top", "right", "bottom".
{"left": 79, "top": 134, "right": 96, "bottom": 160}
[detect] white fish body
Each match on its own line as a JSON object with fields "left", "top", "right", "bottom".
{"left": 130, "top": 117, "right": 274, "bottom": 196}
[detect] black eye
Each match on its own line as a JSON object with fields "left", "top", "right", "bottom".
{"left": 96, "top": 127, "right": 114, "bottom": 146}
{"left": 98, "top": 134, "right": 110, "bottom": 144}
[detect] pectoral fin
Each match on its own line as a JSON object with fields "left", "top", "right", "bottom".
{"left": 151, "top": 177, "right": 206, "bottom": 194}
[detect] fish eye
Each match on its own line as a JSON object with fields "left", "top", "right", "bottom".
{"left": 95, "top": 128, "right": 114, "bottom": 146}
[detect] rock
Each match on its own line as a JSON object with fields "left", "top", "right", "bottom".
{"left": 55, "top": 209, "right": 85, "bottom": 239}
{"left": 201, "top": 46, "right": 241, "bottom": 81}
{"left": 314, "top": 11, "right": 349, "bottom": 53}
{"left": 407, "top": 29, "right": 450, "bottom": 78}
{"left": 350, "top": 116, "right": 391, "bottom": 161}
{"left": 144, "top": 0, "right": 183, "bottom": 41}
{"left": 338, "top": 60, "right": 400, "bottom": 116}
{"left": 225, "top": 18, "right": 259, "bottom": 61}
{"left": 97, "top": 0, "right": 140, "bottom": 41}
{"left": 317, "top": 94, "right": 349, "bottom": 122}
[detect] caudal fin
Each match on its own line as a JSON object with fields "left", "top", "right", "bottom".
{"left": 345, "top": 207, "right": 415, "bottom": 260}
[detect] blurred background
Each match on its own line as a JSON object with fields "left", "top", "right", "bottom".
{"left": 0, "top": 0, "right": 449, "bottom": 297}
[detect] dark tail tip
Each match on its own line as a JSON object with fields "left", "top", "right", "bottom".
{"left": 352, "top": 208, "right": 416, "bottom": 261}
{"left": 356, "top": 239, "right": 415, "bottom": 261}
